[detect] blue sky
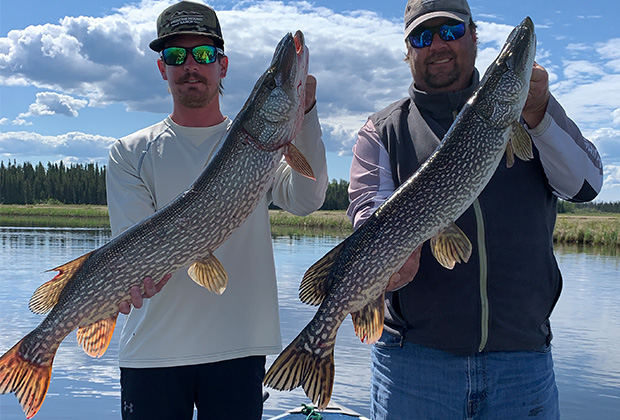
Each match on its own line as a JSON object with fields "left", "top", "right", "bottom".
{"left": 1, "top": 0, "right": 619, "bottom": 202}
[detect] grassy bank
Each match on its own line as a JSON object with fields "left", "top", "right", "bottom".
{"left": 0, "top": 204, "right": 109, "bottom": 228}
{"left": 555, "top": 214, "right": 620, "bottom": 247}
{"left": 1, "top": 205, "right": 619, "bottom": 247}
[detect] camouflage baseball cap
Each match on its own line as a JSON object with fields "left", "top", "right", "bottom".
{"left": 404, "top": 0, "right": 472, "bottom": 39}
{"left": 149, "top": 1, "right": 224, "bottom": 52}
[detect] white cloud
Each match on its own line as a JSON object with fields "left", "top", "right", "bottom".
{"left": 584, "top": 128, "right": 620, "bottom": 202}
{"left": 0, "top": 131, "right": 116, "bottom": 163}
{"left": 0, "top": 0, "right": 618, "bottom": 190}
{"left": 19, "top": 92, "right": 88, "bottom": 118}
{"left": 0, "top": 117, "right": 32, "bottom": 126}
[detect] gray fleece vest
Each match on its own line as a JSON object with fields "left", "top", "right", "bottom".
{"left": 369, "top": 75, "right": 562, "bottom": 355}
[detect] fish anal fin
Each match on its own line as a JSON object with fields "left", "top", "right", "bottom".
{"left": 188, "top": 254, "right": 228, "bottom": 295}
{"left": 285, "top": 143, "right": 315, "bottom": 180}
{"left": 351, "top": 294, "right": 385, "bottom": 344}
{"left": 263, "top": 332, "right": 335, "bottom": 410}
{"left": 299, "top": 241, "right": 347, "bottom": 306}
{"left": 510, "top": 122, "right": 534, "bottom": 162}
{"left": 30, "top": 251, "right": 95, "bottom": 314}
{"left": 76, "top": 315, "right": 118, "bottom": 358}
{"left": 430, "top": 222, "right": 472, "bottom": 269}
{"left": 0, "top": 339, "right": 53, "bottom": 419}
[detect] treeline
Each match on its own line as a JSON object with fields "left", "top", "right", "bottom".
{"left": 0, "top": 161, "right": 106, "bottom": 205}
{"left": 2, "top": 161, "right": 620, "bottom": 213}
{"left": 321, "top": 179, "right": 350, "bottom": 211}
{"left": 558, "top": 200, "right": 620, "bottom": 214}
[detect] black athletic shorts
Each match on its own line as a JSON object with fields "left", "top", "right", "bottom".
{"left": 120, "top": 355, "right": 266, "bottom": 420}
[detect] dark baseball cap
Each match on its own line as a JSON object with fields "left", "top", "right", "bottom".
{"left": 404, "top": 0, "right": 472, "bottom": 38}
{"left": 149, "top": 1, "right": 224, "bottom": 52}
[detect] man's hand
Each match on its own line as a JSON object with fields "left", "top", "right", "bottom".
{"left": 521, "top": 62, "right": 550, "bottom": 128}
{"left": 304, "top": 74, "right": 317, "bottom": 113}
{"left": 118, "top": 274, "right": 172, "bottom": 315}
{"left": 386, "top": 246, "right": 422, "bottom": 292}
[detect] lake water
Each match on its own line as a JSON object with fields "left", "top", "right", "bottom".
{"left": 0, "top": 227, "right": 618, "bottom": 419}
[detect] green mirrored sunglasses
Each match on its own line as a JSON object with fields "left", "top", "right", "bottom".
{"left": 161, "top": 45, "right": 224, "bottom": 66}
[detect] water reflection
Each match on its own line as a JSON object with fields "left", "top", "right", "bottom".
{"left": 0, "top": 228, "right": 618, "bottom": 419}
{"left": 551, "top": 244, "right": 620, "bottom": 420}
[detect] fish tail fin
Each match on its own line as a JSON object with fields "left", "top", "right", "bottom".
{"left": 264, "top": 332, "right": 335, "bottom": 409}
{"left": 0, "top": 338, "right": 53, "bottom": 419}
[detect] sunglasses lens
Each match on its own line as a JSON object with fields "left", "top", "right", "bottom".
{"left": 440, "top": 23, "right": 466, "bottom": 41}
{"left": 162, "top": 47, "right": 187, "bottom": 65}
{"left": 192, "top": 45, "right": 217, "bottom": 64}
{"left": 410, "top": 30, "right": 433, "bottom": 48}
{"left": 409, "top": 21, "right": 466, "bottom": 48}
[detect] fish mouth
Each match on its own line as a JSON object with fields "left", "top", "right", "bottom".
{"left": 500, "top": 16, "right": 536, "bottom": 76}
{"left": 271, "top": 30, "right": 307, "bottom": 86}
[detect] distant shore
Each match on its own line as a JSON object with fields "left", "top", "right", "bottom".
{"left": 0, "top": 204, "right": 618, "bottom": 247}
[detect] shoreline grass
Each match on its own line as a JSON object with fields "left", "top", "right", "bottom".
{"left": 1, "top": 204, "right": 619, "bottom": 247}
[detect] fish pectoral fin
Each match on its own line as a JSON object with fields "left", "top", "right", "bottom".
{"left": 77, "top": 315, "right": 118, "bottom": 358}
{"left": 188, "top": 254, "right": 228, "bottom": 295}
{"left": 0, "top": 339, "right": 53, "bottom": 419}
{"left": 299, "top": 241, "right": 347, "bottom": 306}
{"left": 30, "top": 251, "right": 95, "bottom": 314}
{"left": 351, "top": 294, "right": 385, "bottom": 344}
{"left": 430, "top": 222, "right": 472, "bottom": 269}
{"left": 510, "top": 122, "right": 534, "bottom": 162}
{"left": 505, "top": 139, "right": 516, "bottom": 168}
{"left": 285, "top": 143, "right": 316, "bottom": 180}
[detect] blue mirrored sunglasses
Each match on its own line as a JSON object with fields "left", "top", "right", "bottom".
{"left": 408, "top": 22, "right": 466, "bottom": 49}
{"left": 161, "top": 45, "right": 224, "bottom": 66}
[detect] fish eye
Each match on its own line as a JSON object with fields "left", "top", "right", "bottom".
{"left": 265, "top": 74, "right": 277, "bottom": 90}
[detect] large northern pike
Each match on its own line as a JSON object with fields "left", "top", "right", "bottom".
{"left": 0, "top": 30, "right": 311, "bottom": 418}
{"left": 264, "top": 17, "right": 537, "bottom": 408}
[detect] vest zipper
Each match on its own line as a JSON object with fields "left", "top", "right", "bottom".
{"left": 474, "top": 199, "right": 489, "bottom": 352}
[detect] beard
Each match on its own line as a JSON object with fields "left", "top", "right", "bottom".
{"left": 172, "top": 73, "right": 218, "bottom": 108}
{"left": 422, "top": 52, "right": 461, "bottom": 90}
{"left": 407, "top": 44, "right": 477, "bottom": 92}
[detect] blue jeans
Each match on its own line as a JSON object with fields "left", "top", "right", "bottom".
{"left": 371, "top": 332, "right": 559, "bottom": 420}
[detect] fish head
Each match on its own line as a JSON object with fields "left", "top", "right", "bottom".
{"left": 471, "top": 17, "right": 536, "bottom": 129}
{"left": 240, "top": 30, "right": 309, "bottom": 152}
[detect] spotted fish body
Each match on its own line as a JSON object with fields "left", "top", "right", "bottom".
{"left": 0, "top": 31, "right": 310, "bottom": 419}
{"left": 264, "top": 18, "right": 537, "bottom": 408}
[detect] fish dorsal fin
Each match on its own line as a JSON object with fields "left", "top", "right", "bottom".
{"left": 351, "top": 294, "right": 385, "bottom": 344}
{"left": 299, "top": 241, "right": 347, "bottom": 306}
{"left": 29, "top": 251, "right": 94, "bottom": 314}
{"left": 510, "top": 122, "right": 534, "bottom": 162}
{"left": 285, "top": 143, "right": 315, "bottom": 180}
{"left": 188, "top": 254, "right": 228, "bottom": 295}
{"left": 76, "top": 315, "right": 118, "bottom": 358}
{"left": 430, "top": 222, "right": 472, "bottom": 269}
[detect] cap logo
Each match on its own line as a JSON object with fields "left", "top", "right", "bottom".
{"left": 167, "top": 10, "right": 204, "bottom": 29}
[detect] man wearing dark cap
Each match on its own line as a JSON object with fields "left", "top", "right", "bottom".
{"left": 106, "top": 2, "right": 328, "bottom": 419}
{"left": 347, "top": 0, "right": 603, "bottom": 418}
